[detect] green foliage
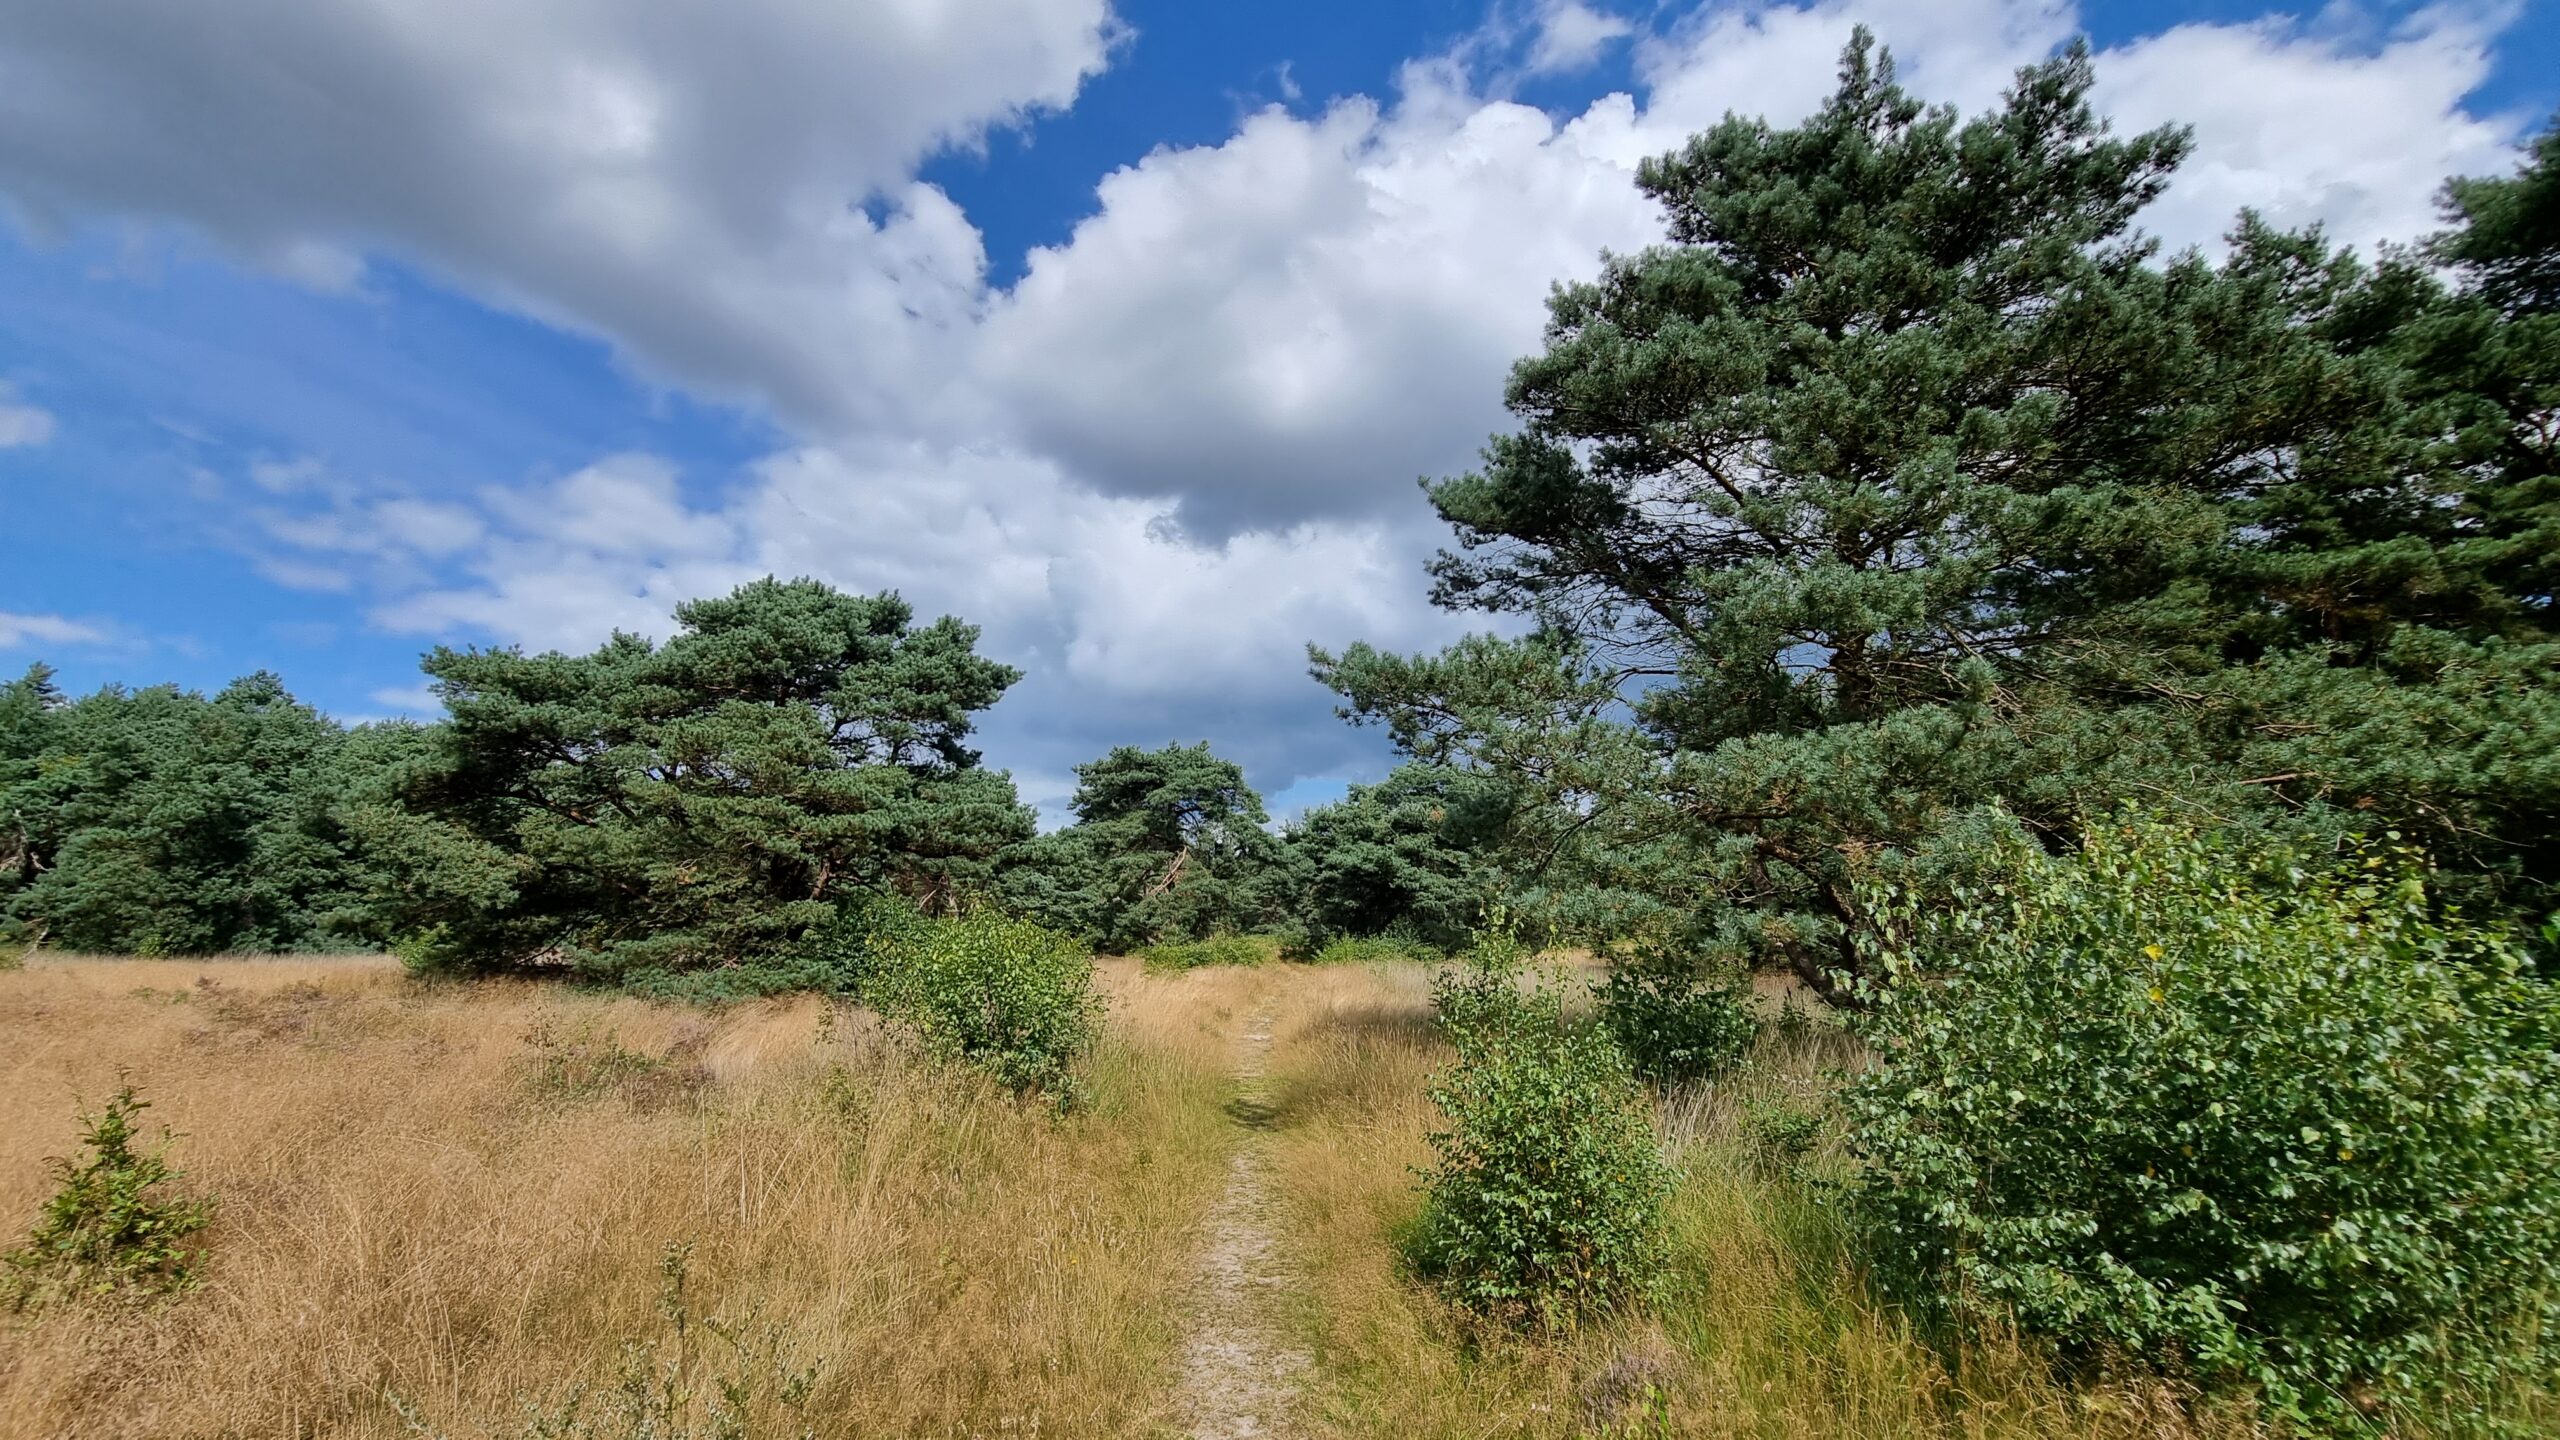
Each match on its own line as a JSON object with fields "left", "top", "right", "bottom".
{"left": 857, "top": 907, "right": 1102, "bottom": 1107}
{"left": 1315, "top": 39, "right": 2560, "bottom": 996}
{"left": 389, "top": 1242, "right": 819, "bottom": 1440}
{"left": 1139, "top": 932, "right": 1279, "bottom": 971}
{"left": 366, "top": 578, "right": 1033, "bottom": 979}
{"left": 1308, "top": 931, "right": 1444, "bottom": 966}
{"left": 1593, "top": 959, "right": 1759, "bottom": 1086}
{"left": 6, "top": 1083, "right": 213, "bottom": 1305}
{"left": 998, "top": 742, "right": 1280, "bottom": 952}
{"left": 0, "top": 665, "right": 387, "bottom": 954}
{"left": 1846, "top": 816, "right": 2560, "bottom": 1431}
{"left": 1271, "top": 763, "right": 1503, "bottom": 953}
{"left": 1413, "top": 959, "right": 1672, "bottom": 1328}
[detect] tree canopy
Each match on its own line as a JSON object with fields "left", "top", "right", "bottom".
{"left": 999, "top": 741, "right": 1279, "bottom": 951}
{"left": 359, "top": 577, "right": 1033, "bottom": 978}
{"left": 1318, "top": 35, "right": 2560, "bottom": 994}
{"left": 1, "top": 665, "right": 381, "bottom": 954}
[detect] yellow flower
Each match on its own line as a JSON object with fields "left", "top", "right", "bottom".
{"left": 2147, "top": 987, "right": 2165, "bottom": 1005}
{"left": 2143, "top": 944, "right": 2164, "bottom": 960}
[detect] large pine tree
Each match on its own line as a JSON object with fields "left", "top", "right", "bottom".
{"left": 360, "top": 577, "right": 1034, "bottom": 977}
{"left": 1318, "top": 35, "right": 2559, "bottom": 993}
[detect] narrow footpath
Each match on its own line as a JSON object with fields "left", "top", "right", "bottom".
{"left": 1168, "top": 1001, "right": 1311, "bottom": 1439}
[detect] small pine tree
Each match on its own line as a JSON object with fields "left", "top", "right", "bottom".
{"left": 7, "top": 1082, "right": 213, "bottom": 1303}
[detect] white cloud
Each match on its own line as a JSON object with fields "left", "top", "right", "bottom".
{"left": 0, "top": 0, "right": 2539, "bottom": 800}
{"left": 0, "top": 611, "right": 106, "bottom": 649}
{"left": 0, "top": 382, "right": 54, "bottom": 447}
{"left": 1527, "top": 1, "right": 1635, "bottom": 76}
{"left": 2093, "top": 6, "right": 2520, "bottom": 257}
{"left": 979, "top": 84, "right": 1663, "bottom": 534}
{"left": 0, "top": 0, "right": 1119, "bottom": 431}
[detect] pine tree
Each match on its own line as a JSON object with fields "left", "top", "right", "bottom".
{"left": 364, "top": 577, "right": 1034, "bottom": 978}
{"left": 1319, "top": 34, "right": 2558, "bottom": 991}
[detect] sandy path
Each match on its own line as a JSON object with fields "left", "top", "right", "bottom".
{"left": 1168, "top": 999, "right": 1311, "bottom": 1439}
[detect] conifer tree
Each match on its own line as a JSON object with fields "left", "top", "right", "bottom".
{"left": 1319, "top": 35, "right": 2559, "bottom": 991}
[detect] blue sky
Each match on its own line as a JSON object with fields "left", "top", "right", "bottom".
{"left": 2, "top": 0, "right": 2553, "bottom": 820}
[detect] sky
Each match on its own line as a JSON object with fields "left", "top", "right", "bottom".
{"left": 1, "top": 0, "right": 2553, "bottom": 823}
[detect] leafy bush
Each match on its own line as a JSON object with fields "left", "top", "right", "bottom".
{"left": 860, "top": 908, "right": 1102, "bottom": 1107}
{"left": 1308, "top": 932, "right": 1444, "bottom": 965}
{"left": 1592, "top": 960, "right": 1759, "bottom": 1085}
{"left": 1413, "top": 960, "right": 1672, "bottom": 1327}
{"left": 1846, "top": 816, "right": 2560, "bottom": 1431}
{"left": 6, "top": 1083, "right": 213, "bottom": 1304}
{"left": 389, "top": 1242, "right": 818, "bottom": 1440}
{"left": 1139, "top": 932, "right": 1279, "bottom": 971}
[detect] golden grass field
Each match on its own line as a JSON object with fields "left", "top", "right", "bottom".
{"left": 0, "top": 952, "right": 2500, "bottom": 1439}
{"left": 0, "top": 955, "right": 1244, "bottom": 1438}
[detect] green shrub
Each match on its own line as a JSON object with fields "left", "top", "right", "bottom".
{"left": 1139, "top": 932, "right": 1279, "bottom": 971}
{"left": 1413, "top": 962, "right": 1672, "bottom": 1327}
{"left": 6, "top": 1083, "right": 213, "bottom": 1304}
{"left": 1309, "top": 932, "right": 1444, "bottom": 965}
{"left": 860, "top": 908, "right": 1102, "bottom": 1107}
{"left": 1846, "top": 816, "right": 2560, "bottom": 1432}
{"left": 1592, "top": 960, "right": 1759, "bottom": 1085}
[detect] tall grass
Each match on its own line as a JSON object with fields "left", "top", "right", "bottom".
{"left": 0, "top": 955, "right": 1249, "bottom": 1438}
{"left": 9, "top": 954, "right": 2537, "bottom": 1437}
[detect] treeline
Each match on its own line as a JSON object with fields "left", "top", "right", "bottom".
{"left": 0, "top": 582, "right": 1492, "bottom": 975}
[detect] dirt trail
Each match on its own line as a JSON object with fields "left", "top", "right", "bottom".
{"left": 1168, "top": 996, "right": 1311, "bottom": 1439}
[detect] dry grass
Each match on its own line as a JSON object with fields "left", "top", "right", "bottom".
{"left": 0, "top": 954, "right": 1258, "bottom": 1439}
{"left": 1258, "top": 960, "right": 2254, "bottom": 1440}
{"left": 6, "top": 952, "right": 2525, "bottom": 1439}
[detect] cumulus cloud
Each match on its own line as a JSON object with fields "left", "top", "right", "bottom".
{"left": 0, "top": 0, "right": 1118, "bottom": 430}
{"left": 0, "top": 381, "right": 53, "bottom": 447}
{"left": 1527, "top": 1, "right": 1636, "bottom": 75}
{"left": 0, "top": 611, "right": 107, "bottom": 649}
{"left": 0, "top": 0, "right": 2537, "bottom": 800}
{"left": 244, "top": 441, "right": 1465, "bottom": 813}
{"left": 979, "top": 84, "right": 1662, "bottom": 535}
{"left": 2093, "top": 6, "right": 2520, "bottom": 256}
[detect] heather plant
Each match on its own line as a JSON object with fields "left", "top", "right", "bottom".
{"left": 1847, "top": 816, "right": 2560, "bottom": 1432}
{"left": 1413, "top": 949, "right": 1671, "bottom": 1327}
{"left": 859, "top": 907, "right": 1102, "bottom": 1107}
{"left": 6, "top": 1082, "right": 213, "bottom": 1305}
